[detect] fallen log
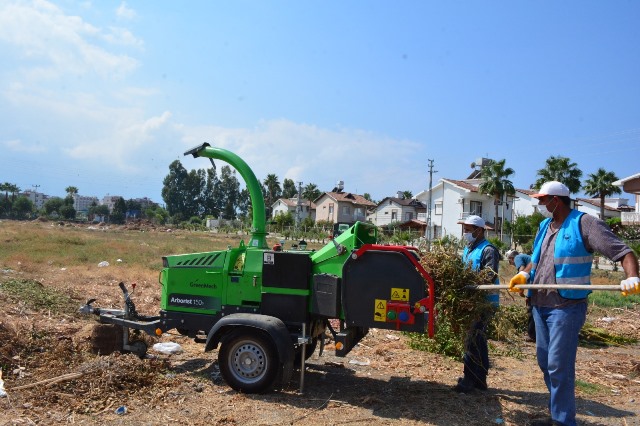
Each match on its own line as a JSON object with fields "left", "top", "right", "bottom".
{"left": 11, "top": 372, "right": 84, "bottom": 391}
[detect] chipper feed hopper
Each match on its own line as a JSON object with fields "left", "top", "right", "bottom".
{"left": 83, "top": 143, "right": 435, "bottom": 393}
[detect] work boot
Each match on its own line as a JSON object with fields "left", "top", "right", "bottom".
{"left": 453, "top": 376, "right": 474, "bottom": 393}
{"left": 474, "top": 378, "right": 487, "bottom": 390}
{"left": 530, "top": 418, "right": 564, "bottom": 426}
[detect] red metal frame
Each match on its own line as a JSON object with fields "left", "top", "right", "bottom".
{"left": 352, "top": 244, "right": 436, "bottom": 337}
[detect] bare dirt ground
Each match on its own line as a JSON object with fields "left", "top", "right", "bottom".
{"left": 1, "top": 222, "right": 639, "bottom": 426}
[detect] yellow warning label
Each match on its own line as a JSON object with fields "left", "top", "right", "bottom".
{"left": 391, "top": 288, "right": 409, "bottom": 302}
{"left": 374, "top": 299, "right": 386, "bottom": 322}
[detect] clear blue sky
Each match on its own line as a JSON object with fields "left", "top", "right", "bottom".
{"left": 1, "top": 1, "right": 639, "bottom": 205}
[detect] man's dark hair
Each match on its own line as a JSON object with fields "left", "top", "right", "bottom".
{"left": 558, "top": 196, "right": 571, "bottom": 207}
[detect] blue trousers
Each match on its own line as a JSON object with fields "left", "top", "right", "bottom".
{"left": 533, "top": 303, "right": 587, "bottom": 426}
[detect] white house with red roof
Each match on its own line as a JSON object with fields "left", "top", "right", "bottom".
{"left": 369, "top": 195, "right": 426, "bottom": 227}
{"left": 575, "top": 198, "right": 630, "bottom": 220}
{"left": 271, "top": 197, "right": 316, "bottom": 221}
{"left": 614, "top": 173, "right": 640, "bottom": 224}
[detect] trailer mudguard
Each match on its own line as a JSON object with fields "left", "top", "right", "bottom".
{"left": 204, "top": 313, "right": 294, "bottom": 363}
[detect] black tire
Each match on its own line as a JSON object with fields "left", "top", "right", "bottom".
{"left": 127, "top": 340, "right": 148, "bottom": 359}
{"left": 218, "top": 329, "right": 280, "bottom": 393}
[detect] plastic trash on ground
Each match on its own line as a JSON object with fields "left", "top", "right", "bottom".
{"left": 348, "top": 358, "right": 370, "bottom": 366}
{"left": 152, "top": 342, "right": 183, "bottom": 355}
{"left": 98, "top": 261, "right": 109, "bottom": 267}
{"left": 0, "top": 369, "right": 7, "bottom": 398}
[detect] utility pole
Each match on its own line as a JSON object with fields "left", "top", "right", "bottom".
{"left": 295, "top": 181, "right": 303, "bottom": 227}
{"left": 426, "top": 159, "right": 437, "bottom": 251}
{"left": 32, "top": 184, "right": 40, "bottom": 193}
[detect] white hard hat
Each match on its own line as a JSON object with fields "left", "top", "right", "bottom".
{"left": 459, "top": 215, "right": 485, "bottom": 228}
{"left": 532, "top": 181, "right": 570, "bottom": 198}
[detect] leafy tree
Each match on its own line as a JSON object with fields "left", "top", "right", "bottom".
{"left": 90, "top": 204, "right": 110, "bottom": 222}
{"left": 401, "top": 190, "right": 413, "bottom": 199}
{"left": 0, "top": 182, "right": 20, "bottom": 215}
{"left": 301, "top": 216, "right": 315, "bottom": 229}
{"left": 302, "top": 183, "right": 321, "bottom": 201}
{"left": 274, "top": 211, "right": 295, "bottom": 229}
{"left": 533, "top": 156, "right": 582, "bottom": 193}
{"left": 185, "top": 169, "right": 206, "bottom": 218}
{"left": 203, "top": 165, "right": 221, "bottom": 218}
{"left": 44, "top": 197, "right": 64, "bottom": 216}
{"left": 0, "top": 182, "right": 9, "bottom": 200}
{"left": 1, "top": 182, "right": 21, "bottom": 201}
{"left": 145, "top": 206, "right": 168, "bottom": 225}
{"left": 126, "top": 199, "right": 143, "bottom": 216}
{"left": 162, "top": 160, "right": 189, "bottom": 217}
{"left": 262, "top": 174, "right": 282, "bottom": 217}
{"left": 13, "top": 197, "right": 34, "bottom": 219}
{"left": 583, "top": 168, "right": 621, "bottom": 219}
{"left": 59, "top": 204, "right": 76, "bottom": 220}
{"left": 219, "top": 165, "right": 241, "bottom": 220}
{"left": 505, "top": 212, "right": 545, "bottom": 252}
{"left": 111, "top": 197, "right": 127, "bottom": 224}
{"left": 478, "top": 159, "right": 515, "bottom": 235}
{"left": 0, "top": 197, "right": 9, "bottom": 217}
{"left": 282, "top": 178, "right": 298, "bottom": 199}
{"left": 363, "top": 193, "right": 372, "bottom": 202}
{"left": 238, "top": 187, "right": 250, "bottom": 218}
{"left": 87, "top": 201, "right": 99, "bottom": 221}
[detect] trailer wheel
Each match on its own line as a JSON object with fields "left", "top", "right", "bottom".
{"left": 218, "top": 329, "right": 279, "bottom": 393}
{"left": 127, "top": 340, "right": 148, "bottom": 359}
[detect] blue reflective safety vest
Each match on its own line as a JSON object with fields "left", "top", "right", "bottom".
{"left": 463, "top": 239, "right": 500, "bottom": 306}
{"left": 530, "top": 209, "right": 593, "bottom": 300}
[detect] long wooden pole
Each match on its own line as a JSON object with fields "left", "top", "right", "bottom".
{"left": 474, "top": 284, "right": 620, "bottom": 291}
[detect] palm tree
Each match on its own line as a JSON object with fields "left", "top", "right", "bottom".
{"left": 302, "top": 183, "right": 321, "bottom": 201}
{"left": 533, "top": 156, "right": 582, "bottom": 193}
{"left": 262, "top": 174, "right": 281, "bottom": 217}
{"left": 478, "top": 159, "right": 515, "bottom": 236}
{"left": 65, "top": 186, "right": 79, "bottom": 196}
{"left": 1, "top": 182, "right": 20, "bottom": 201}
{"left": 583, "top": 168, "right": 621, "bottom": 219}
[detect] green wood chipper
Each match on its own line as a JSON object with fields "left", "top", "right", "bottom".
{"left": 82, "top": 143, "right": 435, "bottom": 393}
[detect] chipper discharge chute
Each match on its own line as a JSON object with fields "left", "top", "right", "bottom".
{"left": 81, "top": 142, "right": 435, "bottom": 393}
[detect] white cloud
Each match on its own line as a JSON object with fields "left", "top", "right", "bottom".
{"left": 65, "top": 111, "right": 175, "bottom": 172}
{"left": 0, "top": 0, "right": 140, "bottom": 81}
{"left": 179, "top": 119, "right": 425, "bottom": 200}
{"left": 3, "top": 139, "right": 47, "bottom": 154}
{"left": 116, "top": 2, "right": 136, "bottom": 20}
{"left": 104, "top": 26, "right": 143, "bottom": 48}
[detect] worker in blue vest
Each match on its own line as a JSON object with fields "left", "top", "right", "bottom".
{"left": 509, "top": 181, "right": 639, "bottom": 426}
{"left": 453, "top": 215, "right": 500, "bottom": 393}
